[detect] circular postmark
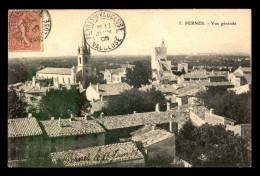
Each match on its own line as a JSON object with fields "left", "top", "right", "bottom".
{"left": 83, "top": 10, "right": 126, "bottom": 52}
{"left": 9, "top": 9, "right": 51, "bottom": 44}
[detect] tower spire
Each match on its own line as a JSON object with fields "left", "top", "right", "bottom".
{"left": 82, "top": 31, "right": 86, "bottom": 48}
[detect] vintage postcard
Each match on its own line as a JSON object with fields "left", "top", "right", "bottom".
{"left": 8, "top": 9, "right": 251, "bottom": 168}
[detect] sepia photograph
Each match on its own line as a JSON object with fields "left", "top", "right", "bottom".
{"left": 8, "top": 9, "right": 251, "bottom": 168}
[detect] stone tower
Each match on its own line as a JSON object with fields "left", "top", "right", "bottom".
{"left": 151, "top": 40, "right": 168, "bottom": 71}
{"left": 77, "top": 31, "right": 91, "bottom": 88}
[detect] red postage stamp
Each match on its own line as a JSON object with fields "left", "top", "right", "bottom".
{"left": 8, "top": 10, "right": 51, "bottom": 52}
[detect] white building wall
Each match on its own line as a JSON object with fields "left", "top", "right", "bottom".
{"left": 36, "top": 73, "right": 74, "bottom": 85}
{"left": 86, "top": 86, "right": 100, "bottom": 101}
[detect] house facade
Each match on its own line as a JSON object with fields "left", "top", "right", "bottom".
{"left": 40, "top": 117, "right": 106, "bottom": 153}
{"left": 8, "top": 117, "right": 43, "bottom": 162}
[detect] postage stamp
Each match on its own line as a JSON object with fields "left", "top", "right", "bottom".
{"left": 83, "top": 10, "right": 126, "bottom": 52}
{"left": 8, "top": 10, "right": 51, "bottom": 52}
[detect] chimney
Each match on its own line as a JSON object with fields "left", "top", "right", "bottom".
{"left": 210, "top": 108, "right": 214, "bottom": 114}
{"left": 100, "top": 112, "right": 104, "bottom": 119}
{"left": 169, "top": 120, "right": 173, "bottom": 132}
{"left": 51, "top": 117, "right": 55, "bottom": 120}
{"left": 167, "top": 102, "right": 170, "bottom": 111}
{"left": 100, "top": 95, "right": 103, "bottom": 102}
{"left": 84, "top": 114, "right": 87, "bottom": 120}
{"left": 155, "top": 103, "right": 160, "bottom": 112}
{"left": 177, "top": 105, "right": 180, "bottom": 111}
{"left": 28, "top": 113, "right": 32, "bottom": 118}
{"left": 133, "top": 111, "right": 136, "bottom": 114}
{"left": 131, "top": 85, "right": 134, "bottom": 88}
{"left": 151, "top": 124, "right": 156, "bottom": 131}
{"left": 96, "top": 83, "right": 99, "bottom": 92}
{"left": 58, "top": 117, "right": 61, "bottom": 128}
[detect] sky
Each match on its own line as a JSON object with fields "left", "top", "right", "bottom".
{"left": 8, "top": 9, "right": 251, "bottom": 58}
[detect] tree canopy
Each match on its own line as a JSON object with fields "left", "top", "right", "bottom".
{"left": 8, "top": 86, "right": 27, "bottom": 119}
{"left": 125, "top": 61, "right": 152, "bottom": 88}
{"left": 196, "top": 87, "right": 251, "bottom": 124}
{"left": 37, "top": 87, "right": 91, "bottom": 120}
{"left": 101, "top": 87, "right": 167, "bottom": 116}
{"left": 176, "top": 120, "right": 250, "bottom": 167}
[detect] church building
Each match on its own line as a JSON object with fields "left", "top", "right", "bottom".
{"left": 35, "top": 32, "right": 93, "bottom": 89}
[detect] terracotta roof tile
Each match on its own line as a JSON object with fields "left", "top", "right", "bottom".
{"left": 8, "top": 117, "right": 43, "bottom": 138}
{"left": 97, "top": 106, "right": 190, "bottom": 130}
{"left": 37, "top": 67, "right": 72, "bottom": 75}
{"left": 40, "top": 118, "right": 105, "bottom": 137}
{"left": 92, "top": 83, "right": 132, "bottom": 96}
{"left": 50, "top": 141, "right": 144, "bottom": 167}
{"left": 132, "top": 129, "right": 174, "bottom": 147}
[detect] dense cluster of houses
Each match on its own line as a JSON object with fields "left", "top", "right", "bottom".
{"left": 8, "top": 38, "right": 251, "bottom": 167}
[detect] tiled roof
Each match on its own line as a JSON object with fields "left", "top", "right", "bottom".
{"left": 40, "top": 118, "right": 105, "bottom": 137}
{"left": 201, "top": 82, "right": 234, "bottom": 87}
{"left": 233, "top": 72, "right": 243, "bottom": 77}
{"left": 184, "top": 74, "right": 208, "bottom": 79}
{"left": 90, "top": 101, "right": 107, "bottom": 112}
{"left": 190, "top": 106, "right": 209, "bottom": 120}
{"left": 177, "top": 82, "right": 206, "bottom": 95}
{"left": 243, "top": 74, "right": 251, "bottom": 84}
{"left": 8, "top": 117, "right": 43, "bottom": 138}
{"left": 50, "top": 141, "right": 144, "bottom": 167}
{"left": 139, "top": 84, "right": 176, "bottom": 94}
{"left": 130, "top": 125, "right": 153, "bottom": 136}
{"left": 37, "top": 67, "right": 72, "bottom": 75}
{"left": 26, "top": 86, "right": 49, "bottom": 93}
{"left": 97, "top": 106, "right": 190, "bottom": 130}
{"left": 132, "top": 129, "right": 174, "bottom": 147}
{"left": 91, "top": 83, "right": 132, "bottom": 96}
{"left": 240, "top": 67, "right": 251, "bottom": 73}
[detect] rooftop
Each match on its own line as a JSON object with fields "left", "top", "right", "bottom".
{"left": 8, "top": 117, "right": 43, "bottom": 138}
{"left": 37, "top": 67, "right": 72, "bottom": 75}
{"left": 139, "top": 84, "right": 176, "bottom": 94}
{"left": 243, "top": 73, "right": 252, "bottom": 85}
{"left": 132, "top": 128, "right": 174, "bottom": 147}
{"left": 240, "top": 67, "right": 251, "bottom": 73}
{"left": 91, "top": 83, "right": 132, "bottom": 96}
{"left": 50, "top": 141, "right": 144, "bottom": 167}
{"left": 40, "top": 118, "right": 105, "bottom": 137}
{"left": 90, "top": 101, "right": 107, "bottom": 112}
{"left": 97, "top": 105, "right": 190, "bottom": 130}
{"left": 183, "top": 74, "right": 208, "bottom": 79}
{"left": 190, "top": 106, "right": 209, "bottom": 120}
{"left": 201, "top": 82, "right": 234, "bottom": 87}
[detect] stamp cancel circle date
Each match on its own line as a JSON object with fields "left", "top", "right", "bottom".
{"left": 8, "top": 10, "right": 51, "bottom": 52}
{"left": 83, "top": 10, "right": 126, "bottom": 52}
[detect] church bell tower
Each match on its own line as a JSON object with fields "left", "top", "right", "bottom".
{"left": 77, "top": 31, "right": 91, "bottom": 88}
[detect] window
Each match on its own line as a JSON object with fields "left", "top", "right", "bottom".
{"left": 117, "top": 78, "right": 119, "bottom": 81}
{"left": 79, "top": 57, "right": 81, "bottom": 64}
{"left": 68, "top": 78, "right": 70, "bottom": 83}
{"left": 113, "top": 77, "right": 115, "bottom": 81}
{"left": 63, "top": 77, "right": 65, "bottom": 83}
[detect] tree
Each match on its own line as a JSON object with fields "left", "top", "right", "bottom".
{"left": 8, "top": 60, "right": 28, "bottom": 85}
{"left": 8, "top": 86, "right": 27, "bottom": 119}
{"left": 38, "top": 87, "right": 91, "bottom": 120}
{"left": 125, "top": 61, "right": 152, "bottom": 88}
{"left": 101, "top": 88, "right": 167, "bottom": 116}
{"left": 176, "top": 120, "right": 250, "bottom": 167}
{"left": 196, "top": 88, "right": 251, "bottom": 124}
